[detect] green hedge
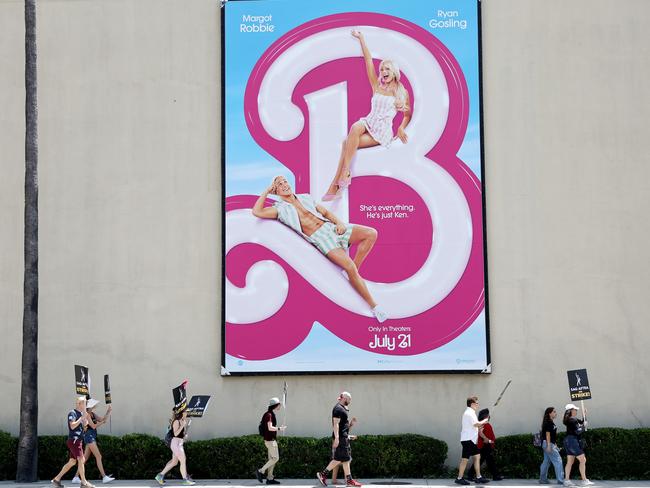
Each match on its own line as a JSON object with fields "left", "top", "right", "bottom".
{"left": 0, "top": 433, "right": 446, "bottom": 481}
{"left": 493, "top": 428, "right": 650, "bottom": 480}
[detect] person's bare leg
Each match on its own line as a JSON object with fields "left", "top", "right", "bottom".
{"left": 472, "top": 455, "right": 482, "bottom": 479}
{"left": 54, "top": 458, "right": 77, "bottom": 482}
{"left": 327, "top": 249, "right": 376, "bottom": 308}
{"left": 77, "top": 456, "right": 88, "bottom": 484}
{"left": 564, "top": 455, "right": 574, "bottom": 481}
{"left": 88, "top": 443, "right": 106, "bottom": 478}
{"left": 577, "top": 455, "right": 587, "bottom": 480}
{"left": 324, "top": 127, "right": 378, "bottom": 197}
{"left": 177, "top": 450, "right": 188, "bottom": 480}
{"left": 325, "top": 460, "right": 342, "bottom": 472}
{"left": 348, "top": 225, "right": 378, "bottom": 270}
{"left": 341, "top": 461, "right": 351, "bottom": 478}
{"left": 74, "top": 446, "right": 91, "bottom": 478}
{"left": 160, "top": 456, "right": 179, "bottom": 476}
{"left": 331, "top": 465, "right": 340, "bottom": 484}
{"left": 457, "top": 458, "right": 468, "bottom": 479}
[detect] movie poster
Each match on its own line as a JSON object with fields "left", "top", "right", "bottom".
{"left": 223, "top": 0, "right": 489, "bottom": 374}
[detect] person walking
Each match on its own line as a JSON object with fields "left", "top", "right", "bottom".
{"left": 51, "top": 397, "right": 94, "bottom": 488}
{"left": 256, "top": 397, "right": 287, "bottom": 485}
{"left": 455, "top": 396, "right": 490, "bottom": 485}
{"left": 469, "top": 409, "right": 503, "bottom": 481}
{"left": 155, "top": 410, "right": 195, "bottom": 486}
{"left": 539, "top": 407, "right": 564, "bottom": 485}
{"left": 562, "top": 404, "right": 593, "bottom": 486}
{"left": 316, "top": 392, "right": 361, "bottom": 487}
{"left": 72, "top": 399, "right": 114, "bottom": 484}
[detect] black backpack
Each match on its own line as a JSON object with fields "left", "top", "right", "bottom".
{"left": 164, "top": 421, "right": 173, "bottom": 447}
{"left": 258, "top": 413, "right": 267, "bottom": 436}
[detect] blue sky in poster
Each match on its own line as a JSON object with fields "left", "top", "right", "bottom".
{"left": 224, "top": 0, "right": 483, "bottom": 197}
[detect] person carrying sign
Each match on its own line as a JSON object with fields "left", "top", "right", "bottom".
{"left": 72, "top": 399, "right": 114, "bottom": 484}
{"left": 155, "top": 409, "right": 195, "bottom": 486}
{"left": 256, "top": 397, "right": 287, "bottom": 485}
{"left": 562, "top": 404, "right": 593, "bottom": 486}
{"left": 454, "top": 396, "right": 490, "bottom": 485}
{"left": 51, "top": 397, "right": 93, "bottom": 488}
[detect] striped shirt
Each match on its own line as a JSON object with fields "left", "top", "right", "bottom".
{"left": 273, "top": 194, "right": 328, "bottom": 237}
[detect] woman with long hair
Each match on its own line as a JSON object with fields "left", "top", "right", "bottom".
{"left": 539, "top": 406, "right": 563, "bottom": 484}
{"left": 155, "top": 410, "right": 195, "bottom": 486}
{"left": 256, "top": 397, "right": 287, "bottom": 484}
{"left": 562, "top": 404, "right": 593, "bottom": 486}
{"left": 72, "top": 399, "right": 114, "bottom": 484}
{"left": 322, "top": 29, "right": 411, "bottom": 201}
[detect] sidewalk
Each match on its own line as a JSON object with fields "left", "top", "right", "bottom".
{"left": 3, "top": 480, "right": 650, "bottom": 488}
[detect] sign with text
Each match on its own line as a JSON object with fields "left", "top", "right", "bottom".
{"left": 172, "top": 382, "right": 188, "bottom": 414}
{"left": 104, "top": 374, "right": 112, "bottom": 404}
{"left": 186, "top": 395, "right": 211, "bottom": 418}
{"left": 223, "top": 0, "right": 489, "bottom": 373}
{"left": 567, "top": 368, "right": 592, "bottom": 401}
{"left": 74, "top": 364, "right": 89, "bottom": 398}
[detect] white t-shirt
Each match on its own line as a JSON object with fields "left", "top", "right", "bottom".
{"left": 460, "top": 406, "right": 479, "bottom": 443}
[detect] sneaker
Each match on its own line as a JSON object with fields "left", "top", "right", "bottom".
{"left": 346, "top": 480, "right": 362, "bottom": 487}
{"left": 317, "top": 472, "right": 328, "bottom": 487}
{"left": 332, "top": 480, "right": 339, "bottom": 486}
{"left": 72, "top": 477, "right": 81, "bottom": 485}
{"left": 51, "top": 480, "right": 64, "bottom": 488}
{"left": 266, "top": 480, "right": 281, "bottom": 485}
{"left": 155, "top": 473, "right": 165, "bottom": 486}
{"left": 474, "top": 478, "right": 490, "bottom": 484}
{"left": 580, "top": 481, "right": 594, "bottom": 487}
{"left": 455, "top": 480, "right": 471, "bottom": 486}
{"left": 256, "top": 470, "right": 264, "bottom": 483}
{"left": 563, "top": 481, "right": 575, "bottom": 487}
{"left": 102, "top": 476, "right": 115, "bottom": 484}
{"left": 539, "top": 481, "right": 551, "bottom": 485}
{"left": 80, "top": 482, "right": 95, "bottom": 488}
{"left": 182, "top": 479, "right": 196, "bottom": 486}
{"left": 371, "top": 305, "right": 387, "bottom": 323}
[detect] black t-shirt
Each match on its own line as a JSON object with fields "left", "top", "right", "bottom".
{"left": 262, "top": 411, "right": 277, "bottom": 441}
{"left": 565, "top": 417, "right": 584, "bottom": 437}
{"left": 332, "top": 403, "right": 349, "bottom": 438}
{"left": 67, "top": 409, "right": 83, "bottom": 441}
{"left": 541, "top": 419, "right": 557, "bottom": 444}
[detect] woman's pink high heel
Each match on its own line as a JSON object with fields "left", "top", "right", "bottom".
{"left": 338, "top": 174, "right": 352, "bottom": 189}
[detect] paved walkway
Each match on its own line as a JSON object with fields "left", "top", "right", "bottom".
{"left": 2, "top": 480, "right": 650, "bottom": 488}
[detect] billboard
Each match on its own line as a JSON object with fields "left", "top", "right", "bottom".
{"left": 223, "top": 0, "right": 489, "bottom": 374}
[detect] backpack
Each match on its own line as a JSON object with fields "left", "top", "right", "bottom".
{"left": 258, "top": 414, "right": 266, "bottom": 436}
{"left": 532, "top": 431, "right": 542, "bottom": 448}
{"left": 164, "top": 422, "right": 173, "bottom": 448}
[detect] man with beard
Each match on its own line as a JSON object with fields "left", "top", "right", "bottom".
{"left": 316, "top": 392, "right": 361, "bottom": 487}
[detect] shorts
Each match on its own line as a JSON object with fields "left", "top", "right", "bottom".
{"left": 563, "top": 435, "right": 584, "bottom": 456}
{"left": 170, "top": 437, "right": 185, "bottom": 458}
{"left": 461, "top": 440, "right": 480, "bottom": 459}
{"left": 67, "top": 438, "right": 84, "bottom": 459}
{"left": 306, "top": 222, "right": 354, "bottom": 256}
{"left": 332, "top": 436, "right": 352, "bottom": 462}
{"left": 83, "top": 432, "right": 97, "bottom": 444}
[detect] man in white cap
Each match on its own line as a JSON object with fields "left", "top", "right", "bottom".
{"left": 317, "top": 392, "right": 361, "bottom": 487}
{"left": 256, "top": 397, "right": 286, "bottom": 485}
{"left": 51, "top": 397, "right": 93, "bottom": 488}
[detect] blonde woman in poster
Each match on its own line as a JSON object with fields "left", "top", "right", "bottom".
{"left": 322, "top": 29, "right": 411, "bottom": 201}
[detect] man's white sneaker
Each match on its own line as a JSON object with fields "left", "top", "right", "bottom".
{"left": 372, "top": 305, "right": 388, "bottom": 323}
{"left": 563, "top": 481, "right": 575, "bottom": 487}
{"left": 102, "top": 476, "right": 115, "bottom": 484}
{"left": 72, "top": 477, "right": 81, "bottom": 485}
{"left": 580, "top": 481, "right": 594, "bottom": 486}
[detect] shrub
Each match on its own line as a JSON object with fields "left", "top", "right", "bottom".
{"left": 495, "top": 428, "right": 650, "bottom": 480}
{"left": 0, "top": 432, "right": 445, "bottom": 481}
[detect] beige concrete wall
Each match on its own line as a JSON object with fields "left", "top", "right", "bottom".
{"left": 1, "top": 0, "right": 649, "bottom": 466}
